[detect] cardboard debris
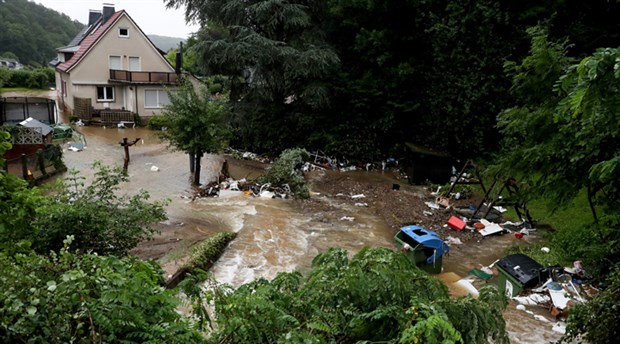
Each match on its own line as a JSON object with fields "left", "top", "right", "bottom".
{"left": 478, "top": 219, "right": 504, "bottom": 236}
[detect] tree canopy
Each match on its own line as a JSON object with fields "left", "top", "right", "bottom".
{"left": 159, "top": 79, "right": 232, "bottom": 185}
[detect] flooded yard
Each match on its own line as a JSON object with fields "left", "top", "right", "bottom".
{"left": 58, "top": 125, "right": 565, "bottom": 343}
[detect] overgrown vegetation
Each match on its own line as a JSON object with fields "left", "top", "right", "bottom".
{"left": 256, "top": 148, "right": 310, "bottom": 199}
{"left": 0, "top": 67, "right": 55, "bottom": 89}
{"left": 183, "top": 232, "right": 237, "bottom": 272}
{"left": 0, "top": 238, "right": 205, "bottom": 343}
{"left": 199, "top": 247, "right": 508, "bottom": 343}
{"left": 491, "top": 26, "right": 620, "bottom": 342}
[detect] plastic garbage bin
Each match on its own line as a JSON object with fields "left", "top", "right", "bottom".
{"left": 394, "top": 225, "right": 449, "bottom": 274}
{"left": 496, "top": 253, "right": 543, "bottom": 297}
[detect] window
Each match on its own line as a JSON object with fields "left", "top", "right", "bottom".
{"left": 97, "top": 86, "right": 114, "bottom": 102}
{"left": 119, "top": 27, "right": 129, "bottom": 37}
{"left": 128, "top": 56, "right": 140, "bottom": 71}
{"left": 145, "top": 89, "right": 170, "bottom": 108}
{"left": 109, "top": 55, "right": 121, "bottom": 70}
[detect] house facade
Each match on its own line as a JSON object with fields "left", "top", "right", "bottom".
{"left": 51, "top": 5, "right": 179, "bottom": 122}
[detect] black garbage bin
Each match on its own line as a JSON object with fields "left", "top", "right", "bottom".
{"left": 496, "top": 253, "right": 543, "bottom": 297}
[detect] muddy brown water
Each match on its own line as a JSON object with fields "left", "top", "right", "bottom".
{"left": 57, "top": 125, "right": 565, "bottom": 343}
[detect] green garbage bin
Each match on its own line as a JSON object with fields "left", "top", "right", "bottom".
{"left": 496, "top": 254, "right": 543, "bottom": 297}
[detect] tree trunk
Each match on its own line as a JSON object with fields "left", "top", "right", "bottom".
{"left": 193, "top": 150, "right": 202, "bottom": 185}
{"left": 189, "top": 152, "right": 195, "bottom": 173}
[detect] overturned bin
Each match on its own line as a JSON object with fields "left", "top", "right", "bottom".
{"left": 496, "top": 253, "right": 543, "bottom": 297}
{"left": 394, "top": 225, "right": 449, "bottom": 274}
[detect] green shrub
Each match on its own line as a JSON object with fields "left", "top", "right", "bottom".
{"left": 256, "top": 148, "right": 311, "bottom": 198}
{"left": 146, "top": 114, "right": 168, "bottom": 130}
{"left": 184, "top": 232, "right": 237, "bottom": 272}
{"left": 6, "top": 69, "right": 29, "bottom": 87}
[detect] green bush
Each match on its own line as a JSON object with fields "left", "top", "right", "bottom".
{"left": 256, "top": 148, "right": 311, "bottom": 198}
{"left": 146, "top": 114, "right": 169, "bottom": 130}
{"left": 6, "top": 69, "right": 29, "bottom": 87}
{"left": 184, "top": 232, "right": 237, "bottom": 272}
{"left": 26, "top": 71, "right": 48, "bottom": 89}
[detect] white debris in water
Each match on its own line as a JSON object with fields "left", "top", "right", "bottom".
{"left": 354, "top": 202, "right": 368, "bottom": 207}
{"left": 150, "top": 165, "right": 160, "bottom": 172}
{"left": 552, "top": 322, "right": 567, "bottom": 334}
{"left": 340, "top": 216, "right": 355, "bottom": 221}
{"left": 351, "top": 194, "right": 366, "bottom": 199}
{"left": 534, "top": 315, "right": 551, "bottom": 323}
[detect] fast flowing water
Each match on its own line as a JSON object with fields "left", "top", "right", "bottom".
{"left": 58, "top": 125, "right": 565, "bottom": 343}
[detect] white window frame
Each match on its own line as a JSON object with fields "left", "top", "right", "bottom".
{"left": 97, "top": 86, "right": 115, "bottom": 102}
{"left": 118, "top": 27, "right": 129, "bottom": 38}
{"left": 109, "top": 55, "right": 121, "bottom": 70}
{"left": 144, "top": 89, "right": 170, "bottom": 109}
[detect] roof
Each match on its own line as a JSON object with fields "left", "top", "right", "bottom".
{"left": 56, "top": 10, "right": 124, "bottom": 73}
{"left": 19, "top": 117, "right": 53, "bottom": 136}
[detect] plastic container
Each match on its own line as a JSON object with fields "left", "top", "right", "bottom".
{"left": 496, "top": 254, "right": 543, "bottom": 297}
{"left": 394, "top": 225, "right": 449, "bottom": 274}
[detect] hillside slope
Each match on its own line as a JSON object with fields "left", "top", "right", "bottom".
{"left": 0, "top": 0, "right": 83, "bottom": 66}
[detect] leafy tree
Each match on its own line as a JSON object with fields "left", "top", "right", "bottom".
{"left": 201, "top": 247, "right": 508, "bottom": 343}
{"left": 0, "top": 238, "right": 205, "bottom": 343}
{"left": 159, "top": 79, "right": 232, "bottom": 185}
{"left": 29, "top": 162, "right": 168, "bottom": 256}
{"left": 165, "top": 0, "right": 339, "bottom": 154}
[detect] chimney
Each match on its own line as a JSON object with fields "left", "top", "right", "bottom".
{"left": 88, "top": 10, "right": 102, "bottom": 26}
{"left": 102, "top": 3, "right": 115, "bottom": 23}
{"left": 175, "top": 42, "right": 183, "bottom": 74}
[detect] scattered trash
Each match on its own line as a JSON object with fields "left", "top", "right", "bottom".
{"left": 447, "top": 215, "right": 466, "bottom": 231}
{"left": 469, "top": 268, "right": 492, "bottom": 281}
{"left": 436, "top": 196, "right": 451, "bottom": 208}
{"left": 477, "top": 219, "right": 505, "bottom": 236}
{"left": 150, "top": 165, "right": 160, "bottom": 172}
{"left": 67, "top": 143, "right": 83, "bottom": 152}
{"left": 75, "top": 119, "right": 85, "bottom": 126}
{"left": 351, "top": 194, "right": 366, "bottom": 199}
{"left": 423, "top": 210, "right": 433, "bottom": 216}
{"left": 541, "top": 247, "right": 550, "bottom": 253}
{"left": 354, "top": 202, "right": 368, "bottom": 207}
{"left": 340, "top": 216, "right": 355, "bottom": 221}
{"left": 445, "top": 236, "right": 463, "bottom": 245}
{"left": 425, "top": 201, "right": 440, "bottom": 210}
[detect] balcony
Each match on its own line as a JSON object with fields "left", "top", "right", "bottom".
{"left": 109, "top": 69, "right": 179, "bottom": 84}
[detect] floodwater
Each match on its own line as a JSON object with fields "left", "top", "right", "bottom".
{"left": 58, "top": 125, "right": 565, "bottom": 343}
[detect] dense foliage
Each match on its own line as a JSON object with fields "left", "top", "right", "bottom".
{"left": 0, "top": 67, "right": 55, "bottom": 89}
{"left": 0, "top": 239, "right": 205, "bottom": 343}
{"left": 494, "top": 28, "right": 620, "bottom": 276}
{"left": 159, "top": 79, "right": 232, "bottom": 185}
{"left": 30, "top": 163, "right": 168, "bottom": 256}
{"left": 0, "top": 0, "right": 83, "bottom": 66}
{"left": 200, "top": 247, "right": 508, "bottom": 343}
{"left": 165, "top": 0, "right": 620, "bottom": 162}
{"left": 561, "top": 267, "right": 620, "bottom": 344}
{"left": 256, "top": 148, "right": 311, "bottom": 199}
{"left": 493, "top": 27, "right": 620, "bottom": 342}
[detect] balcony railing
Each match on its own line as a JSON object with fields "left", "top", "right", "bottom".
{"left": 109, "top": 69, "right": 178, "bottom": 84}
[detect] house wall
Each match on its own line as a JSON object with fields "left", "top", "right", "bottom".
{"left": 65, "top": 14, "right": 175, "bottom": 117}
